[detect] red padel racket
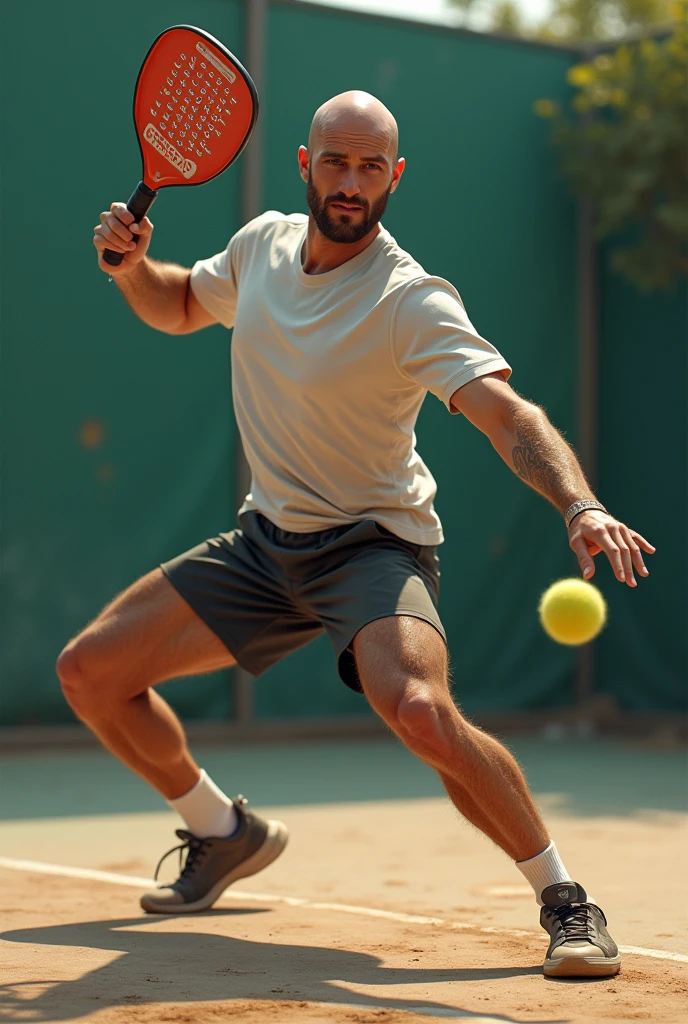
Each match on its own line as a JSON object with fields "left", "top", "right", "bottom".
{"left": 103, "top": 25, "right": 258, "bottom": 266}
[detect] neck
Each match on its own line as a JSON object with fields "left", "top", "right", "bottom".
{"left": 301, "top": 215, "right": 381, "bottom": 275}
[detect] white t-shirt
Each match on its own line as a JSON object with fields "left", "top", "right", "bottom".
{"left": 190, "top": 211, "right": 511, "bottom": 545}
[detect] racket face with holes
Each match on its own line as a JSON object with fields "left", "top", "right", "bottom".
{"left": 134, "top": 25, "right": 258, "bottom": 191}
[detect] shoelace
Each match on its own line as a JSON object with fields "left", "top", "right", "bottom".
{"left": 553, "top": 902, "right": 597, "bottom": 942}
{"left": 153, "top": 829, "right": 209, "bottom": 883}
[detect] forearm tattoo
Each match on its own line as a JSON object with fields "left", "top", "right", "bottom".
{"left": 512, "top": 425, "right": 558, "bottom": 487}
{"left": 511, "top": 415, "right": 587, "bottom": 513}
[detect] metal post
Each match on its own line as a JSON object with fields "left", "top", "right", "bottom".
{"left": 232, "top": 0, "right": 268, "bottom": 725}
{"left": 575, "top": 195, "right": 599, "bottom": 705}
{"left": 241, "top": 0, "right": 267, "bottom": 227}
{"left": 577, "top": 198, "right": 598, "bottom": 490}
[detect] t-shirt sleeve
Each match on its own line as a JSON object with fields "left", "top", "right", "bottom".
{"left": 189, "top": 211, "right": 285, "bottom": 329}
{"left": 189, "top": 231, "right": 242, "bottom": 329}
{"left": 391, "top": 278, "right": 512, "bottom": 413}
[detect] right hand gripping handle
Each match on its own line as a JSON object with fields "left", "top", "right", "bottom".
{"left": 102, "top": 182, "right": 158, "bottom": 267}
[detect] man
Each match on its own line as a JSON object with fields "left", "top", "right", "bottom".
{"left": 60, "top": 92, "right": 654, "bottom": 978}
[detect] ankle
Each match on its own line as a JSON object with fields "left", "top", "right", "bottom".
{"left": 516, "top": 841, "right": 572, "bottom": 905}
{"left": 168, "top": 769, "right": 239, "bottom": 839}
{"left": 164, "top": 766, "right": 203, "bottom": 802}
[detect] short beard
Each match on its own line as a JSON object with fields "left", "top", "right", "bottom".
{"left": 307, "top": 173, "right": 391, "bottom": 243}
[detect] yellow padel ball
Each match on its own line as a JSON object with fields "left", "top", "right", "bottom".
{"left": 538, "top": 578, "right": 607, "bottom": 646}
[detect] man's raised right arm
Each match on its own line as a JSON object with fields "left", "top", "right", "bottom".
{"left": 93, "top": 202, "right": 217, "bottom": 335}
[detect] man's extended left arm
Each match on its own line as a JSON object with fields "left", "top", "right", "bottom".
{"left": 450, "top": 373, "right": 656, "bottom": 587}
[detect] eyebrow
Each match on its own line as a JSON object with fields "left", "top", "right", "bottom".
{"left": 320, "top": 150, "right": 389, "bottom": 164}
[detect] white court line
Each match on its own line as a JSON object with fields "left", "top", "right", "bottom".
{"left": 1, "top": 856, "right": 686, "bottom": 965}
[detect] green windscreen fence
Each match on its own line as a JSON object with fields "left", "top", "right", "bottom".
{"left": 1, "top": 1, "right": 684, "bottom": 726}
{"left": 596, "top": 260, "right": 687, "bottom": 711}
{"left": 0, "top": 0, "right": 245, "bottom": 725}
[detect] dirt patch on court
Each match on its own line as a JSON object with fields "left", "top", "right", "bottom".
{"left": 1, "top": 872, "right": 685, "bottom": 1024}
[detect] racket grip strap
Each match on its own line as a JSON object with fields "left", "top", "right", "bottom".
{"left": 103, "top": 182, "right": 158, "bottom": 267}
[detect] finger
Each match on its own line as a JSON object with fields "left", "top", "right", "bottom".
{"left": 612, "top": 526, "right": 635, "bottom": 587}
{"left": 622, "top": 526, "right": 649, "bottom": 577}
{"left": 570, "top": 536, "right": 596, "bottom": 580}
{"left": 594, "top": 530, "right": 625, "bottom": 583}
{"left": 131, "top": 216, "right": 154, "bottom": 236}
{"left": 630, "top": 531, "right": 656, "bottom": 555}
{"left": 110, "top": 202, "right": 136, "bottom": 226}
{"left": 100, "top": 211, "right": 134, "bottom": 244}
{"left": 94, "top": 230, "right": 129, "bottom": 254}
{"left": 94, "top": 224, "right": 136, "bottom": 252}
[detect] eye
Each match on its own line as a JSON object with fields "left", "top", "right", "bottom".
{"left": 365, "top": 163, "right": 382, "bottom": 171}
{"left": 325, "top": 158, "right": 343, "bottom": 165}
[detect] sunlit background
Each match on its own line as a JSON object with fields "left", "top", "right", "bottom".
{"left": 311, "top": 0, "right": 676, "bottom": 40}
{"left": 0, "top": 5, "right": 685, "bottom": 1018}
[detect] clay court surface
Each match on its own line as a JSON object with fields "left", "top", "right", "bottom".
{"left": 1, "top": 735, "right": 686, "bottom": 1023}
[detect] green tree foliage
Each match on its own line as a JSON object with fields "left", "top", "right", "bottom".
{"left": 448, "top": 0, "right": 675, "bottom": 42}
{"left": 538, "top": 0, "right": 675, "bottom": 43}
{"left": 491, "top": 0, "right": 525, "bottom": 34}
{"left": 535, "top": 4, "right": 688, "bottom": 291}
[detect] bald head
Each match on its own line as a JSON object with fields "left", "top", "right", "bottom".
{"left": 308, "top": 91, "right": 398, "bottom": 160}
{"left": 299, "top": 91, "right": 404, "bottom": 246}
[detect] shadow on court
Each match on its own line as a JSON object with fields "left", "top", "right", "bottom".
{"left": 0, "top": 910, "right": 558, "bottom": 1023}
{"left": 1, "top": 736, "right": 686, "bottom": 821}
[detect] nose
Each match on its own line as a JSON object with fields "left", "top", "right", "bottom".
{"left": 338, "top": 169, "right": 361, "bottom": 197}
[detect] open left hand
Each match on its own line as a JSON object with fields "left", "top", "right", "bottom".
{"left": 568, "top": 511, "right": 656, "bottom": 587}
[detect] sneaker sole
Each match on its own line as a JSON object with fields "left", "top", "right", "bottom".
{"left": 140, "top": 819, "right": 289, "bottom": 914}
{"left": 544, "top": 954, "right": 621, "bottom": 978}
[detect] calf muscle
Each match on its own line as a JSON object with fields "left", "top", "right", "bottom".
{"left": 354, "top": 616, "right": 549, "bottom": 861}
{"left": 57, "top": 569, "right": 235, "bottom": 799}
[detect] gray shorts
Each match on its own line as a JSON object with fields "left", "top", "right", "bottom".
{"left": 161, "top": 510, "right": 445, "bottom": 692}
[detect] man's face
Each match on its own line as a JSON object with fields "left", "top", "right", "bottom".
{"left": 300, "top": 125, "right": 404, "bottom": 244}
{"left": 306, "top": 166, "right": 393, "bottom": 244}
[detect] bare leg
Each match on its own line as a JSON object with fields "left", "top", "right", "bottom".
{"left": 436, "top": 771, "right": 517, "bottom": 852}
{"left": 57, "top": 569, "right": 235, "bottom": 799}
{"left": 354, "top": 616, "right": 549, "bottom": 861}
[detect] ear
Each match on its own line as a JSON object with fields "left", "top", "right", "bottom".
{"left": 297, "top": 145, "right": 310, "bottom": 184}
{"left": 389, "top": 156, "right": 406, "bottom": 195}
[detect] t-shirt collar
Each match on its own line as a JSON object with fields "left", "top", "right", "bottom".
{"left": 294, "top": 223, "right": 390, "bottom": 286}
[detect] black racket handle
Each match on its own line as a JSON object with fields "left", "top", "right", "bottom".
{"left": 102, "top": 181, "right": 158, "bottom": 267}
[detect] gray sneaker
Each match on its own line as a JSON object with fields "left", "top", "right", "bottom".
{"left": 140, "top": 795, "right": 288, "bottom": 914}
{"left": 540, "top": 881, "right": 621, "bottom": 978}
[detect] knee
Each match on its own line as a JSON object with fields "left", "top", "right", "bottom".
{"left": 56, "top": 638, "right": 106, "bottom": 718}
{"left": 395, "top": 687, "right": 462, "bottom": 759}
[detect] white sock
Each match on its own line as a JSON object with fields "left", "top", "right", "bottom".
{"left": 516, "top": 841, "right": 575, "bottom": 905}
{"left": 168, "top": 770, "right": 239, "bottom": 839}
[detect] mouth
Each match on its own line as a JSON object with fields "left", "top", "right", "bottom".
{"left": 329, "top": 202, "right": 364, "bottom": 213}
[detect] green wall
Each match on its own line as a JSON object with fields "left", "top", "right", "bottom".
{"left": 595, "top": 258, "right": 687, "bottom": 711}
{"left": 2, "top": 2, "right": 681, "bottom": 726}
{"left": 0, "top": 1, "right": 244, "bottom": 724}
